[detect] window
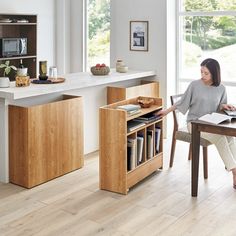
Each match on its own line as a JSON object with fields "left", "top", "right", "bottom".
{"left": 86, "top": 0, "right": 110, "bottom": 70}
{"left": 178, "top": 0, "right": 236, "bottom": 102}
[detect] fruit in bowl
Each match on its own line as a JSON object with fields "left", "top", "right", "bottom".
{"left": 91, "top": 63, "right": 110, "bottom": 75}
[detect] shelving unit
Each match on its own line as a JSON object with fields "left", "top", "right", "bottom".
{"left": 99, "top": 96, "right": 163, "bottom": 194}
{"left": 0, "top": 14, "right": 37, "bottom": 80}
{"left": 107, "top": 80, "right": 159, "bottom": 104}
{"left": 9, "top": 95, "right": 84, "bottom": 188}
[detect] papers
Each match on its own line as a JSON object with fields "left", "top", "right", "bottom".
{"left": 117, "top": 104, "right": 141, "bottom": 117}
{"left": 117, "top": 104, "right": 141, "bottom": 111}
{"left": 198, "top": 112, "right": 232, "bottom": 124}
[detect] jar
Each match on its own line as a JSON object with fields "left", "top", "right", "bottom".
{"left": 116, "top": 60, "right": 125, "bottom": 72}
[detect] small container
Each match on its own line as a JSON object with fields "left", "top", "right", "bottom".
{"left": 39, "top": 61, "right": 47, "bottom": 77}
{"left": 15, "top": 76, "right": 30, "bottom": 87}
{"left": 49, "top": 66, "right": 58, "bottom": 79}
{"left": 116, "top": 60, "right": 125, "bottom": 72}
{"left": 118, "top": 66, "right": 128, "bottom": 73}
{"left": 0, "top": 77, "right": 10, "bottom": 88}
{"left": 17, "top": 68, "right": 28, "bottom": 76}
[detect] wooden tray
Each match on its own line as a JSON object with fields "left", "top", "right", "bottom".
{"left": 31, "top": 77, "right": 65, "bottom": 84}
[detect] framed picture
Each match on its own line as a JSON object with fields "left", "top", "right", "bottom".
{"left": 130, "top": 21, "right": 149, "bottom": 51}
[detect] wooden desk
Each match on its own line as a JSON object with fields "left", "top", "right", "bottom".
{"left": 191, "top": 120, "right": 236, "bottom": 197}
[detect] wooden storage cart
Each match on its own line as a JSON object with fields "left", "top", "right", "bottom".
{"left": 99, "top": 96, "right": 163, "bottom": 194}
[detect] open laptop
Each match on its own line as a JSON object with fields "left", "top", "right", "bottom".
{"left": 224, "top": 110, "right": 236, "bottom": 118}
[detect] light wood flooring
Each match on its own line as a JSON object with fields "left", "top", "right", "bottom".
{"left": 0, "top": 139, "right": 236, "bottom": 236}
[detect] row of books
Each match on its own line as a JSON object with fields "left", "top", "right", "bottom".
{"left": 147, "top": 127, "right": 161, "bottom": 159}
{"left": 127, "top": 127, "right": 161, "bottom": 171}
{"left": 127, "top": 136, "right": 144, "bottom": 171}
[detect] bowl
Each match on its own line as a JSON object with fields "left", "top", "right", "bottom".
{"left": 137, "top": 98, "right": 154, "bottom": 108}
{"left": 91, "top": 66, "right": 110, "bottom": 75}
{"left": 117, "top": 66, "right": 128, "bottom": 73}
{"left": 17, "top": 68, "right": 28, "bottom": 76}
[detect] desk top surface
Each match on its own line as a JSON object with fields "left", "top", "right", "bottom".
{"left": 191, "top": 119, "right": 236, "bottom": 135}
{"left": 0, "top": 69, "right": 156, "bottom": 100}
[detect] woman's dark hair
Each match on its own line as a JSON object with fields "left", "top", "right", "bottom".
{"left": 200, "top": 58, "right": 221, "bottom": 86}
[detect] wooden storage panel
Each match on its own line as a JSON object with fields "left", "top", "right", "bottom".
{"left": 9, "top": 95, "right": 84, "bottom": 188}
{"left": 100, "top": 96, "right": 163, "bottom": 194}
{"left": 107, "top": 81, "right": 159, "bottom": 104}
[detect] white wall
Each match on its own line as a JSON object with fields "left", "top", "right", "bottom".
{"left": 56, "top": 0, "right": 84, "bottom": 75}
{"left": 0, "top": 0, "right": 56, "bottom": 73}
{"left": 110, "top": 0, "right": 176, "bottom": 106}
{"left": 110, "top": 0, "right": 177, "bottom": 136}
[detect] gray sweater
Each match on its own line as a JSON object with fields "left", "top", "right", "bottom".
{"left": 175, "top": 79, "right": 227, "bottom": 122}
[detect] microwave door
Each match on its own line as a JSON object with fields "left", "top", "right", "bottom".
{"left": 20, "top": 38, "right": 27, "bottom": 55}
{"left": 19, "top": 39, "right": 23, "bottom": 54}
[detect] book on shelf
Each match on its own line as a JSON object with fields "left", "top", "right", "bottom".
{"left": 155, "top": 127, "right": 161, "bottom": 154}
{"left": 198, "top": 112, "right": 233, "bottom": 124}
{"left": 134, "top": 115, "right": 160, "bottom": 124}
{"left": 117, "top": 104, "right": 141, "bottom": 112}
{"left": 127, "top": 138, "right": 137, "bottom": 170}
{"left": 127, "top": 109, "right": 141, "bottom": 117}
{"left": 127, "top": 120, "right": 145, "bottom": 132}
{"left": 147, "top": 130, "right": 154, "bottom": 159}
{"left": 137, "top": 135, "right": 144, "bottom": 164}
{"left": 134, "top": 112, "right": 158, "bottom": 120}
{"left": 117, "top": 104, "right": 142, "bottom": 117}
{"left": 127, "top": 146, "right": 132, "bottom": 171}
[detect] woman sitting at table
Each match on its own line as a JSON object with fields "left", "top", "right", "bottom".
{"left": 157, "top": 58, "right": 236, "bottom": 189}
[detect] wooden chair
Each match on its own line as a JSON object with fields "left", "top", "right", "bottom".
{"left": 169, "top": 94, "right": 212, "bottom": 179}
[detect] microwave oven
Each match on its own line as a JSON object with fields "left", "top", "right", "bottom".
{"left": 0, "top": 38, "right": 27, "bottom": 57}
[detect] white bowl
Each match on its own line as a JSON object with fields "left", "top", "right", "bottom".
{"left": 0, "top": 77, "right": 10, "bottom": 88}
{"left": 17, "top": 68, "right": 28, "bottom": 76}
{"left": 118, "top": 66, "right": 128, "bottom": 73}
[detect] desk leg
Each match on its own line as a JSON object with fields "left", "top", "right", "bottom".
{"left": 191, "top": 122, "right": 200, "bottom": 197}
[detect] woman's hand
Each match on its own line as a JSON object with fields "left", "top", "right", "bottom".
{"left": 221, "top": 104, "right": 236, "bottom": 111}
{"left": 155, "top": 109, "right": 169, "bottom": 117}
{"left": 155, "top": 105, "right": 176, "bottom": 118}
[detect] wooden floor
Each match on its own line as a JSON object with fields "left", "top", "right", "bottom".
{"left": 1, "top": 139, "right": 236, "bottom": 236}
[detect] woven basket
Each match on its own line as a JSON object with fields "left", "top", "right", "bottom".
{"left": 138, "top": 98, "right": 154, "bottom": 108}
{"left": 91, "top": 66, "right": 110, "bottom": 75}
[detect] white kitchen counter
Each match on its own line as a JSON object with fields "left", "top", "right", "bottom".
{"left": 0, "top": 69, "right": 157, "bottom": 183}
{"left": 0, "top": 69, "right": 156, "bottom": 100}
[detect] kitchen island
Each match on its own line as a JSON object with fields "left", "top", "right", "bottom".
{"left": 0, "top": 69, "right": 157, "bottom": 183}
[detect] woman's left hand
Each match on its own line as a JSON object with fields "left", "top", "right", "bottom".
{"left": 221, "top": 104, "right": 236, "bottom": 111}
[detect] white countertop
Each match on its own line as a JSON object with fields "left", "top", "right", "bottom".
{"left": 0, "top": 69, "right": 156, "bottom": 100}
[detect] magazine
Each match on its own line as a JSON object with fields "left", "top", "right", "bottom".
{"left": 198, "top": 112, "right": 232, "bottom": 124}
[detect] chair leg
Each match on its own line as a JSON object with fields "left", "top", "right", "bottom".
{"left": 188, "top": 143, "right": 192, "bottom": 160}
{"left": 203, "top": 147, "right": 208, "bottom": 179}
{"left": 169, "top": 136, "right": 177, "bottom": 168}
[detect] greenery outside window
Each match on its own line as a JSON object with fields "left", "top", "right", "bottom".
{"left": 178, "top": 0, "right": 236, "bottom": 102}
{"left": 87, "top": 0, "right": 110, "bottom": 70}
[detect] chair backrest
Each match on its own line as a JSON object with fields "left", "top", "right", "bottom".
{"left": 170, "top": 94, "right": 185, "bottom": 131}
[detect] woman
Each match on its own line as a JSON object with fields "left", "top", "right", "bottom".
{"left": 157, "top": 58, "right": 236, "bottom": 189}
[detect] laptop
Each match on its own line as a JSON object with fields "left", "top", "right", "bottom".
{"left": 224, "top": 110, "right": 236, "bottom": 117}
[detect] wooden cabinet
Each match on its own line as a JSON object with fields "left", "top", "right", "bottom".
{"left": 107, "top": 80, "right": 159, "bottom": 104}
{"left": 0, "top": 14, "right": 37, "bottom": 81}
{"left": 99, "top": 96, "right": 163, "bottom": 194}
{"left": 9, "top": 95, "right": 84, "bottom": 188}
